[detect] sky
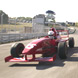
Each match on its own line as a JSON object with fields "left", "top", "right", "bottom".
{"left": 0, "top": 0, "right": 78, "bottom": 22}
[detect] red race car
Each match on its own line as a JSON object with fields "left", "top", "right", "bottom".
{"left": 5, "top": 28, "right": 74, "bottom": 63}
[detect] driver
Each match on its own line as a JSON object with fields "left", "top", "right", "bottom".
{"left": 48, "top": 31, "right": 54, "bottom": 39}
{"left": 48, "top": 30, "right": 61, "bottom": 42}
{"left": 48, "top": 31, "right": 57, "bottom": 46}
{"left": 50, "top": 27, "right": 57, "bottom": 36}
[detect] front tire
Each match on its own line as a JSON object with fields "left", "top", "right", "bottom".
{"left": 69, "top": 37, "right": 74, "bottom": 48}
{"left": 10, "top": 43, "right": 25, "bottom": 57}
{"left": 58, "top": 42, "right": 68, "bottom": 59}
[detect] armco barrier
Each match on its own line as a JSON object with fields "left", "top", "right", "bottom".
{"left": 0, "top": 33, "right": 47, "bottom": 44}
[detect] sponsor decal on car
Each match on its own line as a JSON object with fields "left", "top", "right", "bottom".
{"left": 25, "top": 43, "right": 37, "bottom": 49}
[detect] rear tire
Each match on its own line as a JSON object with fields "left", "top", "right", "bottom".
{"left": 69, "top": 37, "right": 74, "bottom": 48}
{"left": 10, "top": 43, "right": 25, "bottom": 57}
{"left": 58, "top": 42, "right": 68, "bottom": 59}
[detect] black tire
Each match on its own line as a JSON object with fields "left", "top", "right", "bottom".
{"left": 10, "top": 43, "right": 25, "bottom": 57}
{"left": 58, "top": 42, "right": 68, "bottom": 59}
{"left": 69, "top": 37, "right": 74, "bottom": 48}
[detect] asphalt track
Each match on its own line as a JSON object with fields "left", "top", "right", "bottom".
{"left": 0, "top": 29, "right": 78, "bottom": 78}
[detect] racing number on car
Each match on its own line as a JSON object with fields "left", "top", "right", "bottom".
{"left": 25, "top": 44, "right": 36, "bottom": 49}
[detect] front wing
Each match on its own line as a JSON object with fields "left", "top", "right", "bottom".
{"left": 5, "top": 54, "right": 56, "bottom": 62}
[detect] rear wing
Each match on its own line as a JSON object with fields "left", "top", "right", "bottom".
{"left": 57, "top": 30, "right": 69, "bottom": 39}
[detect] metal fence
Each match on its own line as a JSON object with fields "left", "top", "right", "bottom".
{"left": 0, "top": 20, "right": 49, "bottom": 44}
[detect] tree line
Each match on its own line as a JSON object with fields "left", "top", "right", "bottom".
{"left": 0, "top": 10, "right": 32, "bottom": 24}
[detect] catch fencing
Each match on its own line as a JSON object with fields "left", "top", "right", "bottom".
{"left": 0, "top": 21, "right": 76, "bottom": 44}
{"left": 0, "top": 24, "right": 49, "bottom": 44}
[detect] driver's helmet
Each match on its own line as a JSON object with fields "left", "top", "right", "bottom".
{"left": 50, "top": 27, "right": 57, "bottom": 36}
{"left": 48, "top": 31, "right": 54, "bottom": 39}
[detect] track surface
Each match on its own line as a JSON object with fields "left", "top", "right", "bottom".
{"left": 0, "top": 30, "right": 78, "bottom": 78}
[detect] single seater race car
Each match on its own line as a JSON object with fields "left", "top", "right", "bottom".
{"left": 5, "top": 28, "right": 74, "bottom": 63}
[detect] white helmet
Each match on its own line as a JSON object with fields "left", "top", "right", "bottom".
{"left": 48, "top": 31, "right": 54, "bottom": 39}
